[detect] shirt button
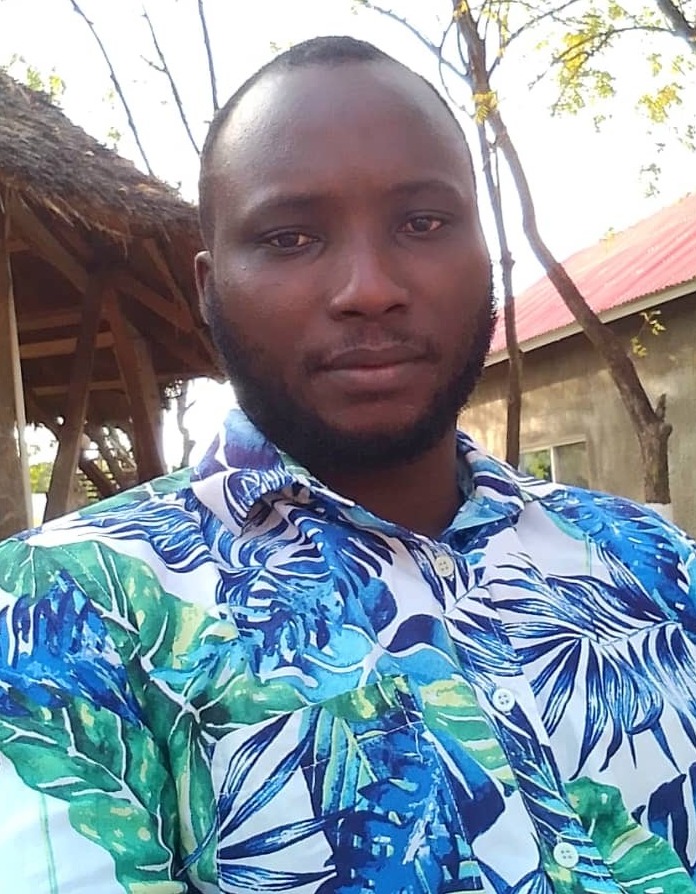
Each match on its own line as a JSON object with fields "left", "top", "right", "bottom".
{"left": 553, "top": 841, "right": 579, "bottom": 869}
{"left": 491, "top": 687, "right": 516, "bottom": 713}
{"left": 433, "top": 554, "right": 455, "bottom": 578}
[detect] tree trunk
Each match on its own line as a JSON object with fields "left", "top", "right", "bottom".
{"left": 176, "top": 381, "right": 195, "bottom": 468}
{"left": 454, "top": 1, "right": 672, "bottom": 507}
{"left": 475, "top": 122, "right": 522, "bottom": 467}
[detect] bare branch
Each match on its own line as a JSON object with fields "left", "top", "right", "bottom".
{"left": 502, "top": 0, "right": 584, "bottom": 51}
{"left": 140, "top": 56, "right": 165, "bottom": 74}
{"left": 68, "top": 0, "right": 155, "bottom": 175}
{"left": 198, "top": 0, "right": 219, "bottom": 112}
{"left": 365, "top": 3, "right": 466, "bottom": 82}
{"left": 142, "top": 2, "right": 200, "bottom": 155}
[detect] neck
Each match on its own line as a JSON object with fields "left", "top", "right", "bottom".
{"left": 311, "top": 430, "right": 461, "bottom": 538}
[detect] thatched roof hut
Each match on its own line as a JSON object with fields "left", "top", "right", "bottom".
{"left": 0, "top": 70, "right": 222, "bottom": 536}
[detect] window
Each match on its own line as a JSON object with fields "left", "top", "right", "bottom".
{"left": 520, "top": 441, "right": 589, "bottom": 489}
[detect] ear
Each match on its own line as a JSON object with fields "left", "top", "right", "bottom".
{"left": 194, "top": 250, "right": 213, "bottom": 325}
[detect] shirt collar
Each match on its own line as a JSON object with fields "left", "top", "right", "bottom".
{"left": 191, "top": 409, "right": 542, "bottom": 536}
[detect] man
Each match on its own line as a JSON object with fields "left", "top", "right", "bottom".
{"left": 1, "top": 36, "right": 695, "bottom": 894}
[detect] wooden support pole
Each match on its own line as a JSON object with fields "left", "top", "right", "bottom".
{"left": 84, "top": 423, "right": 131, "bottom": 491}
{"left": 44, "top": 272, "right": 108, "bottom": 521}
{"left": 26, "top": 393, "right": 117, "bottom": 501}
{"left": 106, "top": 293, "right": 166, "bottom": 482}
{"left": 0, "top": 190, "right": 31, "bottom": 538}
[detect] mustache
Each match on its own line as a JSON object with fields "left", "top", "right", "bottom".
{"left": 304, "top": 330, "right": 440, "bottom": 373}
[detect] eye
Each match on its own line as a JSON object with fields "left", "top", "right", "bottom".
{"left": 264, "top": 231, "right": 316, "bottom": 250}
{"left": 400, "top": 215, "right": 445, "bottom": 235}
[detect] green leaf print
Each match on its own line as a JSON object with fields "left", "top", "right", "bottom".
{"left": 0, "top": 535, "right": 310, "bottom": 890}
{"left": 420, "top": 678, "right": 517, "bottom": 791}
{"left": 0, "top": 698, "right": 181, "bottom": 890}
{"left": 567, "top": 777, "right": 695, "bottom": 894}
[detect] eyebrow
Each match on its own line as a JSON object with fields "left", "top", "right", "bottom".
{"left": 241, "top": 178, "right": 467, "bottom": 222}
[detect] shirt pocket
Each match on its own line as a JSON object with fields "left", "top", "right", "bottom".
{"left": 210, "top": 674, "right": 481, "bottom": 894}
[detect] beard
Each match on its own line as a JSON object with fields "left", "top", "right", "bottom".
{"left": 205, "top": 279, "right": 496, "bottom": 476}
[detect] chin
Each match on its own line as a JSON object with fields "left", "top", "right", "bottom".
{"left": 322, "top": 403, "right": 424, "bottom": 434}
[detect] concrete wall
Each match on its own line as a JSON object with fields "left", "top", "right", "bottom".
{"left": 460, "top": 295, "right": 696, "bottom": 535}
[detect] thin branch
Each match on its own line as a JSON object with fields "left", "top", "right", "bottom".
{"left": 527, "top": 23, "right": 674, "bottom": 94}
{"left": 68, "top": 0, "right": 155, "bottom": 175}
{"left": 364, "top": 3, "right": 466, "bottom": 83}
{"left": 502, "top": 0, "right": 584, "bottom": 51}
{"left": 141, "top": 3, "right": 200, "bottom": 155}
{"left": 198, "top": 0, "right": 219, "bottom": 112}
{"left": 140, "top": 56, "right": 165, "bottom": 74}
{"left": 437, "top": 17, "right": 470, "bottom": 99}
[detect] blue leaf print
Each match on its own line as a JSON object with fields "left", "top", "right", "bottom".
{"left": 643, "top": 773, "right": 691, "bottom": 871}
{"left": 219, "top": 863, "right": 333, "bottom": 891}
{"left": 541, "top": 487, "right": 694, "bottom": 613}
{"left": 0, "top": 570, "right": 141, "bottom": 723}
{"left": 50, "top": 484, "right": 212, "bottom": 575}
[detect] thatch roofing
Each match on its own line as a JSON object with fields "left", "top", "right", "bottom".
{"left": 0, "top": 70, "right": 222, "bottom": 436}
{"left": 0, "top": 68, "right": 196, "bottom": 238}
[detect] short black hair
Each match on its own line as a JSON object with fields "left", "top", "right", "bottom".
{"left": 198, "top": 35, "right": 469, "bottom": 247}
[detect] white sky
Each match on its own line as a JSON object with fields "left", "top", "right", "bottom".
{"left": 2, "top": 0, "right": 695, "bottom": 465}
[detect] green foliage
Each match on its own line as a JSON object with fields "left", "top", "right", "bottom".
{"left": 543, "top": 1, "right": 695, "bottom": 128}
{"left": 473, "top": 89, "right": 499, "bottom": 122}
{"left": 638, "top": 81, "right": 683, "bottom": 122}
{"left": 105, "top": 125, "right": 121, "bottom": 149}
{"left": 520, "top": 448, "right": 552, "bottom": 481}
{"left": 630, "top": 309, "right": 667, "bottom": 357}
{"left": 552, "top": 12, "right": 618, "bottom": 114}
{"left": 29, "top": 461, "right": 53, "bottom": 494}
{"left": 2, "top": 54, "right": 65, "bottom": 102}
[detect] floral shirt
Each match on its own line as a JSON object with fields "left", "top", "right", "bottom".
{"left": 1, "top": 410, "right": 696, "bottom": 894}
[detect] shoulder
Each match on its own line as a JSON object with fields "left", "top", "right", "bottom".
{"left": 524, "top": 482, "right": 696, "bottom": 623}
{"left": 0, "top": 465, "right": 220, "bottom": 616}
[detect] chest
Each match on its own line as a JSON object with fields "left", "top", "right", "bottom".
{"left": 165, "top": 510, "right": 696, "bottom": 893}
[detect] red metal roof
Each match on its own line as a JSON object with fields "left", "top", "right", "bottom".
{"left": 488, "top": 192, "right": 696, "bottom": 357}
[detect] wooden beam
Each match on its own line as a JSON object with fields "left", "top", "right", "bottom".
{"left": 33, "top": 372, "right": 205, "bottom": 398}
{"left": 20, "top": 331, "right": 113, "bottom": 360}
{"left": 7, "top": 236, "right": 26, "bottom": 253}
{"left": 106, "top": 293, "right": 166, "bottom": 482}
{"left": 34, "top": 379, "right": 122, "bottom": 397}
{"left": 44, "top": 273, "right": 109, "bottom": 521}
{"left": 113, "top": 269, "right": 192, "bottom": 332}
{"left": 26, "top": 393, "right": 117, "bottom": 501}
{"left": 84, "top": 423, "right": 131, "bottom": 491}
{"left": 141, "top": 238, "right": 192, "bottom": 316}
{"left": 133, "top": 240, "right": 223, "bottom": 375}
{"left": 0, "top": 190, "right": 32, "bottom": 537}
{"left": 6, "top": 194, "right": 89, "bottom": 293}
{"left": 142, "top": 309, "right": 216, "bottom": 371}
{"left": 18, "top": 309, "right": 82, "bottom": 332}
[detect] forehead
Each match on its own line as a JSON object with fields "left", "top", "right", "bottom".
{"left": 207, "top": 62, "right": 474, "bottom": 221}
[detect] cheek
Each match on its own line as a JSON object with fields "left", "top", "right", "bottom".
{"left": 217, "top": 262, "right": 313, "bottom": 332}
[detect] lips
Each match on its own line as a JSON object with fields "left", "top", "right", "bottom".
{"left": 314, "top": 342, "right": 432, "bottom": 396}
{"left": 320, "top": 343, "right": 428, "bottom": 371}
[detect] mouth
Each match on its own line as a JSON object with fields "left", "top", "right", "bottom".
{"left": 315, "top": 344, "right": 431, "bottom": 395}
{"left": 319, "top": 344, "right": 429, "bottom": 371}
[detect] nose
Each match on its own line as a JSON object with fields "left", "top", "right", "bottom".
{"left": 328, "top": 237, "right": 409, "bottom": 319}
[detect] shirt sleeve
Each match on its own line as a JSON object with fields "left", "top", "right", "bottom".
{"left": 0, "top": 533, "right": 190, "bottom": 894}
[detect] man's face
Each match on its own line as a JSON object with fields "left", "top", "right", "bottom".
{"left": 196, "top": 61, "right": 495, "bottom": 474}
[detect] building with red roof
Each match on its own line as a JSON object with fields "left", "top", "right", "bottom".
{"left": 461, "top": 192, "right": 696, "bottom": 534}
